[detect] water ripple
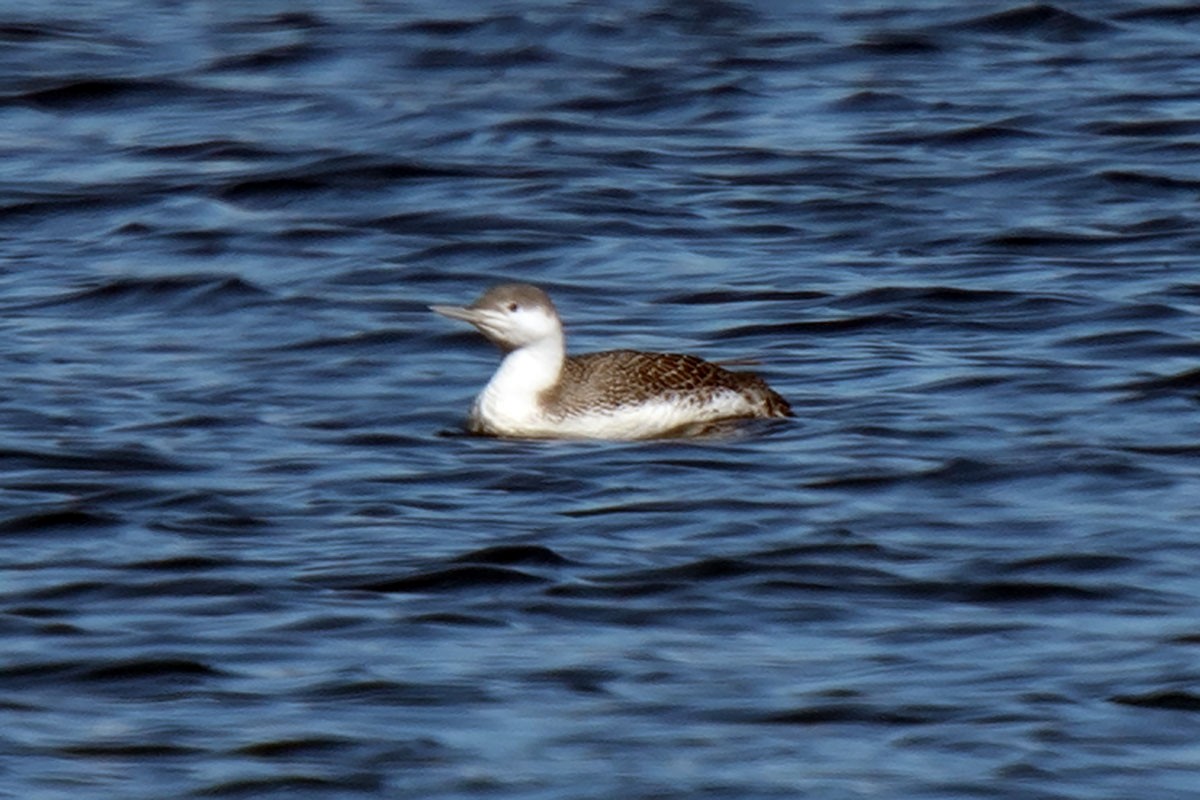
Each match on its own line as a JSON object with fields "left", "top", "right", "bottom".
{"left": 2, "top": 2, "right": 1199, "bottom": 799}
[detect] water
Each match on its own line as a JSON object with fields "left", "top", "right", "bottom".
{"left": 2, "top": 1, "right": 1199, "bottom": 797}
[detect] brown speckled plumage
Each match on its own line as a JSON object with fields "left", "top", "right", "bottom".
{"left": 545, "top": 350, "right": 792, "bottom": 418}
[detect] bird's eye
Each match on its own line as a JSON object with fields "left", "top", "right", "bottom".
{"left": 507, "top": 302, "right": 519, "bottom": 312}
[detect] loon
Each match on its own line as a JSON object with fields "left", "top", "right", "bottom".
{"left": 430, "top": 283, "right": 792, "bottom": 440}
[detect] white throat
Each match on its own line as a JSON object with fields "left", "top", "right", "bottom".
{"left": 471, "top": 333, "right": 565, "bottom": 434}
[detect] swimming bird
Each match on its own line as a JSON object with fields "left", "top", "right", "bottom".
{"left": 430, "top": 283, "right": 791, "bottom": 439}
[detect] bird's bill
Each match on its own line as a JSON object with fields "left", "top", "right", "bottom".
{"left": 429, "top": 304, "right": 484, "bottom": 324}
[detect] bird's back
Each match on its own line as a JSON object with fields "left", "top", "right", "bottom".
{"left": 544, "top": 349, "right": 792, "bottom": 420}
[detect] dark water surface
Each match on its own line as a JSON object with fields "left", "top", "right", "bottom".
{"left": 3, "top": 1, "right": 1200, "bottom": 797}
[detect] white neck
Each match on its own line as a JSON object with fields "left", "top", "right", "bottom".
{"left": 471, "top": 333, "right": 565, "bottom": 433}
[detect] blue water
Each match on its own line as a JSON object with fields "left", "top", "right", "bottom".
{"left": 2, "top": 1, "right": 1199, "bottom": 798}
